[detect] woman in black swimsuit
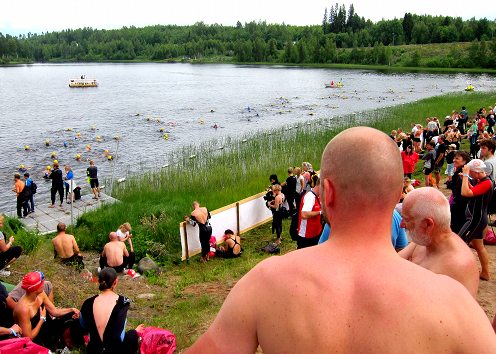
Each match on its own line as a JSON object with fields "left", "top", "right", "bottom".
{"left": 216, "top": 229, "right": 242, "bottom": 258}
{"left": 80, "top": 268, "right": 144, "bottom": 354}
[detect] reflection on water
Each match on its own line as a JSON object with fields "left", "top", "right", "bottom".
{"left": 0, "top": 63, "right": 494, "bottom": 212}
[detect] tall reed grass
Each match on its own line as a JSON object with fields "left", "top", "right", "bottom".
{"left": 73, "top": 91, "right": 496, "bottom": 261}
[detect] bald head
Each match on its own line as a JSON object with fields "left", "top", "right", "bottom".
{"left": 109, "top": 232, "right": 118, "bottom": 241}
{"left": 402, "top": 188, "right": 451, "bottom": 232}
{"left": 320, "top": 127, "right": 403, "bottom": 214}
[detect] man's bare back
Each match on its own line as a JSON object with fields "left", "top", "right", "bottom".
{"left": 103, "top": 240, "right": 128, "bottom": 267}
{"left": 186, "top": 127, "right": 496, "bottom": 353}
{"left": 189, "top": 240, "right": 495, "bottom": 354}
{"left": 52, "top": 233, "right": 79, "bottom": 259}
{"left": 191, "top": 206, "right": 208, "bottom": 225}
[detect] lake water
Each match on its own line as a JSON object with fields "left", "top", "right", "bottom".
{"left": 0, "top": 63, "right": 495, "bottom": 213}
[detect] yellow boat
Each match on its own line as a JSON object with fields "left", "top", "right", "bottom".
{"left": 69, "top": 78, "right": 98, "bottom": 88}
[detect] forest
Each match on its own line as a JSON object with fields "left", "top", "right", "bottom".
{"left": 0, "top": 3, "right": 495, "bottom": 68}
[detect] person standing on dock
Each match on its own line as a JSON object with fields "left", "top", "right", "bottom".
{"left": 48, "top": 163, "right": 64, "bottom": 208}
{"left": 87, "top": 160, "right": 100, "bottom": 200}
{"left": 12, "top": 174, "right": 28, "bottom": 218}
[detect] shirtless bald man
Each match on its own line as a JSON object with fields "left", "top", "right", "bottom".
{"left": 99, "top": 232, "right": 135, "bottom": 273}
{"left": 52, "top": 223, "right": 84, "bottom": 269}
{"left": 186, "top": 127, "right": 496, "bottom": 354}
{"left": 399, "top": 188, "right": 479, "bottom": 298}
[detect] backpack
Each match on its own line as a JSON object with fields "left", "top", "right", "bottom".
{"left": 139, "top": 326, "right": 177, "bottom": 354}
{"left": 486, "top": 178, "right": 496, "bottom": 215}
{"left": 30, "top": 181, "right": 37, "bottom": 194}
{"left": 260, "top": 242, "right": 280, "bottom": 254}
{"left": 308, "top": 170, "right": 319, "bottom": 188}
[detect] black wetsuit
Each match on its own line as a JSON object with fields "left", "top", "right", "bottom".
{"left": 458, "top": 176, "right": 493, "bottom": 243}
{"left": 447, "top": 167, "right": 470, "bottom": 233}
{"left": 80, "top": 295, "right": 139, "bottom": 354}
{"left": 191, "top": 212, "right": 212, "bottom": 258}
{"left": 216, "top": 237, "right": 241, "bottom": 258}
{"left": 49, "top": 168, "right": 64, "bottom": 205}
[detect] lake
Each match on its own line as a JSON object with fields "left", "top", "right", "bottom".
{"left": 0, "top": 63, "right": 495, "bottom": 213}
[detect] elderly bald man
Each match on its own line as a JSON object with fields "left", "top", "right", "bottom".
{"left": 185, "top": 127, "right": 496, "bottom": 354}
{"left": 399, "top": 187, "right": 479, "bottom": 298}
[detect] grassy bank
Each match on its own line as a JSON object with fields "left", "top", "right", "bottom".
{"left": 71, "top": 91, "right": 496, "bottom": 263}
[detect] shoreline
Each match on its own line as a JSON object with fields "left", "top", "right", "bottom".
{"left": 2, "top": 59, "right": 496, "bottom": 74}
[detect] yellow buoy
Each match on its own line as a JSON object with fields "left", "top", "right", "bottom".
{"left": 51, "top": 152, "right": 57, "bottom": 159}
{"left": 107, "top": 155, "right": 113, "bottom": 161}
{"left": 19, "top": 164, "right": 25, "bottom": 169}
{"left": 163, "top": 133, "right": 169, "bottom": 140}
{"left": 104, "top": 149, "right": 109, "bottom": 156}
{"left": 75, "top": 154, "right": 81, "bottom": 161}
{"left": 24, "top": 145, "right": 30, "bottom": 151}
{"left": 45, "top": 139, "right": 50, "bottom": 146}
{"left": 159, "top": 127, "right": 165, "bottom": 132}
{"left": 66, "top": 127, "right": 72, "bottom": 131}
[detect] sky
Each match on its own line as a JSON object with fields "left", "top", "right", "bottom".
{"left": 1, "top": 0, "right": 495, "bottom": 35}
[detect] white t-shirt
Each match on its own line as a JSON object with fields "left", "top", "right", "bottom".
{"left": 296, "top": 175, "right": 304, "bottom": 194}
{"left": 116, "top": 229, "right": 129, "bottom": 241}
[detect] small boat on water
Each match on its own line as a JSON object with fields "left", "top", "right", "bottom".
{"left": 69, "top": 77, "right": 98, "bottom": 88}
{"left": 325, "top": 81, "right": 343, "bottom": 89}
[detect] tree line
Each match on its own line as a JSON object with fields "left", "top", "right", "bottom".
{"left": 0, "top": 4, "right": 495, "bottom": 69}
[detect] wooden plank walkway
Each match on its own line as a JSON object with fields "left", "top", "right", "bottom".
{"left": 9, "top": 193, "right": 118, "bottom": 234}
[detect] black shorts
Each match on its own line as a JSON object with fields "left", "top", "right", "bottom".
{"left": 90, "top": 179, "right": 99, "bottom": 188}
{"left": 413, "top": 137, "right": 421, "bottom": 143}
{"left": 423, "top": 168, "right": 433, "bottom": 175}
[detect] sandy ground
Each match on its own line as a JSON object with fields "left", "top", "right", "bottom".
{"left": 476, "top": 245, "right": 496, "bottom": 321}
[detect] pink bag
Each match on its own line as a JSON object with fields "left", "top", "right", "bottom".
{"left": 139, "top": 326, "right": 177, "bottom": 354}
{"left": 484, "top": 228, "right": 496, "bottom": 245}
{"left": 208, "top": 236, "right": 217, "bottom": 258}
{"left": 0, "top": 337, "right": 50, "bottom": 353}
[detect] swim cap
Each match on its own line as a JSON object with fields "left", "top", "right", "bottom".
{"left": 21, "top": 271, "right": 45, "bottom": 292}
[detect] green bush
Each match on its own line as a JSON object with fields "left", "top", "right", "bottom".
{"left": 1, "top": 216, "right": 40, "bottom": 254}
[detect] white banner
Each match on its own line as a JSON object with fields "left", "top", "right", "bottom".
{"left": 180, "top": 191, "right": 273, "bottom": 260}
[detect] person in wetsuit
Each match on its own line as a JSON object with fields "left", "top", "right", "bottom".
{"left": 216, "top": 229, "right": 242, "bottom": 258}
{"left": 80, "top": 268, "right": 144, "bottom": 354}
{"left": 459, "top": 159, "right": 493, "bottom": 281}
{"left": 48, "top": 162, "right": 64, "bottom": 208}
{"left": 185, "top": 201, "right": 212, "bottom": 262}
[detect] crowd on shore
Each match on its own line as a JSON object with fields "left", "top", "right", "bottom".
{"left": 1, "top": 104, "right": 496, "bottom": 352}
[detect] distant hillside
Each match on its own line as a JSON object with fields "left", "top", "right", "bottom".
{"left": 1, "top": 3, "right": 495, "bottom": 70}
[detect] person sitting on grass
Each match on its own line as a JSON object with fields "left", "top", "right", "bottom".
{"left": 99, "top": 232, "right": 135, "bottom": 274}
{"left": 0, "top": 215, "right": 22, "bottom": 277}
{"left": 52, "top": 222, "right": 84, "bottom": 270}
{"left": 216, "top": 229, "right": 242, "bottom": 258}
{"left": 80, "top": 267, "right": 144, "bottom": 354}
{"left": 13, "top": 271, "right": 80, "bottom": 349}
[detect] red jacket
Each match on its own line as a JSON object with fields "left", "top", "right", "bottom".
{"left": 401, "top": 151, "right": 419, "bottom": 174}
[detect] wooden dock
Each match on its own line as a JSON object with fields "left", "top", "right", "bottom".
{"left": 10, "top": 193, "right": 118, "bottom": 234}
